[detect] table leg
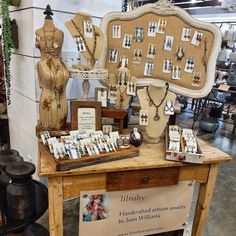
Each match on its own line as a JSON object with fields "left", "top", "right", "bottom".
{"left": 48, "top": 177, "right": 63, "bottom": 236}
{"left": 192, "top": 164, "right": 218, "bottom": 236}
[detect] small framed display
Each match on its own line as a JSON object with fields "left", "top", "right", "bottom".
{"left": 71, "top": 101, "right": 102, "bottom": 131}
{"left": 95, "top": 88, "right": 108, "bottom": 107}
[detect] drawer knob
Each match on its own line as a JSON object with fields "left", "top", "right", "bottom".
{"left": 142, "top": 176, "right": 149, "bottom": 183}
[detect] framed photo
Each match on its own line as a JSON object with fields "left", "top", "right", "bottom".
{"left": 95, "top": 88, "right": 108, "bottom": 107}
{"left": 71, "top": 101, "right": 102, "bottom": 131}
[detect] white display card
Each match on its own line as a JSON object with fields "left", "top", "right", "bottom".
{"left": 164, "top": 36, "right": 174, "bottom": 51}
{"left": 144, "top": 62, "right": 154, "bottom": 77}
{"left": 157, "top": 19, "right": 167, "bottom": 34}
{"left": 181, "top": 27, "right": 191, "bottom": 41}
{"left": 83, "top": 20, "right": 93, "bottom": 38}
{"left": 164, "top": 100, "right": 175, "bottom": 115}
{"left": 77, "top": 108, "right": 96, "bottom": 132}
{"left": 109, "top": 48, "right": 118, "bottom": 63}
{"left": 191, "top": 31, "right": 203, "bottom": 46}
{"left": 148, "top": 21, "right": 157, "bottom": 37}
{"left": 112, "top": 24, "right": 121, "bottom": 39}
{"left": 139, "top": 109, "right": 149, "bottom": 125}
{"left": 184, "top": 58, "right": 195, "bottom": 73}
{"left": 122, "top": 34, "right": 133, "bottom": 49}
{"left": 163, "top": 59, "right": 172, "bottom": 73}
{"left": 133, "top": 49, "right": 142, "bottom": 64}
{"left": 74, "top": 37, "right": 86, "bottom": 52}
{"left": 172, "top": 66, "right": 181, "bottom": 80}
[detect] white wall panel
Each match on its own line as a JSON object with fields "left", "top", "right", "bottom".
{"left": 8, "top": 89, "right": 38, "bottom": 137}
{"left": 10, "top": 54, "right": 38, "bottom": 100}
{"left": 10, "top": 9, "right": 34, "bottom": 57}
{"left": 33, "top": 0, "right": 122, "bottom": 17}
{"left": 9, "top": 119, "right": 39, "bottom": 179}
{"left": 10, "top": 0, "right": 33, "bottom": 11}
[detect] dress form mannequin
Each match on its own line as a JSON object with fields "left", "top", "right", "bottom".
{"left": 64, "top": 12, "right": 104, "bottom": 69}
{"left": 137, "top": 84, "right": 176, "bottom": 143}
{"left": 109, "top": 67, "right": 137, "bottom": 110}
{"left": 35, "top": 5, "right": 69, "bottom": 130}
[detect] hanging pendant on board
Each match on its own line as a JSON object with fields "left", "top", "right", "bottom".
{"left": 154, "top": 110, "right": 160, "bottom": 121}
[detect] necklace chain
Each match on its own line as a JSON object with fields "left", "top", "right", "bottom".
{"left": 43, "top": 28, "right": 57, "bottom": 57}
{"left": 146, "top": 84, "right": 169, "bottom": 121}
{"left": 71, "top": 19, "right": 97, "bottom": 67}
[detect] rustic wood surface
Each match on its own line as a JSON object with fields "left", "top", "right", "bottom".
{"left": 38, "top": 138, "right": 231, "bottom": 177}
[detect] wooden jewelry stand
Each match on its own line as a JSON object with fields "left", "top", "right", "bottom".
{"left": 65, "top": 12, "right": 108, "bottom": 100}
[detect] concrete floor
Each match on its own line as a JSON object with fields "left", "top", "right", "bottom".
{"left": 37, "top": 110, "right": 236, "bottom": 236}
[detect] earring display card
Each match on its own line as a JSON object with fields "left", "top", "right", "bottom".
{"left": 176, "top": 46, "right": 185, "bottom": 61}
{"left": 192, "top": 72, "right": 201, "bottom": 86}
{"left": 172, "top": 65, "right": 181, "bottom": 80}
{"left": 40, "top": 131, "right": 50, "bottom": 144}
{"left": 97, "top": 90, "right": 108, "bottom": 107}
{"left": 122, "top": 34, "right": 133, "bottom": 49}
{"left": 164, "top": 36, "right": 174, "bottom": 51}
{"left": 134, "top": 26, "right": 144, "bottom": 42}
{"left": 112, "top": 24, "right": 121, "bottom": 38}
{"left": 74, "top": 37, "right": 86, "bottom": 52}
{"left": 163, "top": 59, "right": 172, "bottom": 73}
{"left": 148, "top": 21, "right": 157, "bottom": 37}
{"left": 157, "top": 19, "right": 167, "bottom": 34}
{"left": 102, "top": 125, "right": 112, "bottom": 135}
{"left": 144, "top": 62, "right": 154, "bottom": 77}
{"left": 108, "top": 85, "right": 118, "bottom": 99}
{"left": 120, "top": 56, "right": 129, "bottom": 67}
{"left": 164, "top": 100, "right": 175, "bottom": 115}
{"left": 147, "top": 44, "right": 157, "bottom": 59}
{"left": 118, "top": 69, "right": 128, "bottom": 86}
{"left": 127, "top": 81, "right": 136, "bottom": 96}
{"left": 191, "top": 31, "right": 203, "bottom": 46}
{"left": 139, "top": 109, "right": 149, "bottom": 125}
{"left": 133, "top": 49, "right": 142, "bottom": 64}
{"left": 181, "top": 27, "right": 191, "bottom": 41}
{"left": 83, "top": 20, "right": 93, "bottom": 38}
{"left": 184, "top": 58, "right": 195, "bottom": 73}
{"left": 109, "top": 48, "right": 118, "bottom": 63}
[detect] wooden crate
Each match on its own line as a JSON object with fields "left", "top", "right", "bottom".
{"left": 165, "top": 128, "right": 204, "bottom": 164}
{"left": 40, "top": 142, "right": 139, "bottom": 171}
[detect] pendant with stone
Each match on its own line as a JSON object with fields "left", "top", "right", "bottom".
{"left": 154, "top": 110, "right": 160, "bottom": 121}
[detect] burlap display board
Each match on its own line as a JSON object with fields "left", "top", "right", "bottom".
{"left": 105, "top": 13, "right": 214, "bottom": 90}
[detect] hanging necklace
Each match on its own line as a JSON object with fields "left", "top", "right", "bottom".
{"left": 146, "top": 83, "right": 169, "bottom": 121}
{"left": 43, "top": 29, "right": 57, "bottom": 57}
{"left": 71, "top": 19, "right": 98, "bottom": 67}
{"left": 118, "top": 86, "right": 127, "bottom": 108}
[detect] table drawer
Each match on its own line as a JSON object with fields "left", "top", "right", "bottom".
{"left": 106, "top": 167, "right": 179, "bottom": 191}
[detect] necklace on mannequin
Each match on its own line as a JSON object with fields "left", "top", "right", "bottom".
{"left": 71, "top": 19, "right": 98, "bottom": 67}
{"left": 146, "top": 83, "right": 169, "bottom": 121}
{"left": 43, "top": 29, "right": 58, "bottom": 57}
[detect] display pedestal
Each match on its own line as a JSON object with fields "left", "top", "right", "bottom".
{"left": 69, "top": 68, "right": 108, "bottom": 99}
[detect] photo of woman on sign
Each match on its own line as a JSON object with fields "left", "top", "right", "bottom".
{"left": 83, "top": 194, "right": 108, "bottom": 222}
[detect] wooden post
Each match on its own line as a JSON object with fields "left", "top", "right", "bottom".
{"left": 48, "top": 177, "right": 63, "bottom": 236}
{"left": 192, "top": 164, "right": 218, "bottom": 236}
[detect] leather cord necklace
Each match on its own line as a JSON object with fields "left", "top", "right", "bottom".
{"left": 71, "top": 19, "right": 98, "bottom": 67}
{"left": 146, "top": 83, "right": 169, "bottom": 121}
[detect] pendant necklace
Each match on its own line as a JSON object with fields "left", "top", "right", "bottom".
{"left": 118, "top": 86, "right": 127, "bottom": 108}
{"left": 146, "top": 83, "right": 169, "bottom": 121}
{"left": 71, "top": 19, "right": 98, "bottom": 67}
{"left": 43, "top": 28, "right": 57, "bottom": 57}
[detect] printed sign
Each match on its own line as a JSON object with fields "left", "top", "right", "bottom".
{"left": 77, "top": 108, "right": 96, "bottom": 132}
{"left": 79, "top": 181, "right": 194, "bottom": 236}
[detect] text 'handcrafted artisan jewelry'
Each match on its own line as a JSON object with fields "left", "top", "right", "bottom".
{"left": 146, "top": 83, "right": 169, "bottom": 121}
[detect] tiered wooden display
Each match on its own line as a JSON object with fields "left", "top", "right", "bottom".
{"left": 39, "top": 142, "right": 139, "bottom": 171}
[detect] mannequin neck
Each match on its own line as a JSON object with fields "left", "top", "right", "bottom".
{"left": 72, "top": 12, "right": 92, "bottom": 28}
{"left": 43, "top": 19, "right": 55, "bottom": 31}
{"left": 148, "top": 84, "right": 167, "bottom": 97}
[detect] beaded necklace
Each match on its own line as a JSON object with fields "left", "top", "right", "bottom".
{"left": 43, "top": 29, "right": 57, "bottom": 57}
{"left": 71, "top": 19, "right": 98, "bottom": 67}
{"left": 146, "top": 83, "right": 169, "bottom": 121}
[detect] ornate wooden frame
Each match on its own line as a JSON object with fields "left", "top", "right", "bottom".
{"left": 99, "top": 0, "right": 222, "bottom": 98}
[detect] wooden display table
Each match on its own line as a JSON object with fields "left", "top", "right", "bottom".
{"left": 38, "top": 139, "right": 231, "bottom": 236}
